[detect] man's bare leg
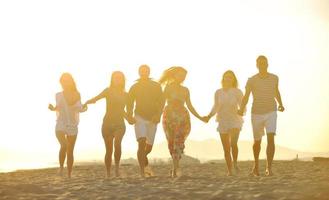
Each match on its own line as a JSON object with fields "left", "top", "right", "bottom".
{"left": 137, "top": 138, "right": 147, "bottom": 177}
{"left": 144, "top": 144, "right": 154, "bottom": 176}
{"left": 251, "top": 139, "right": 261, "bottom": 176}
{"left": 266, "top": 133, "right": 275, "bottom": 176}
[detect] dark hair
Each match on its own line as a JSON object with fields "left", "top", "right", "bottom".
{"left": 221, "top": 70, "right": 238, "bottom": 88}
{"left": 257, "top": 55, "right": 268, "bottom": 63}
{"left": 159, "top": 66, "right": 187, "bottom": 86}
{"left": 109, "top": 71, "right": 126, "bottom": 92}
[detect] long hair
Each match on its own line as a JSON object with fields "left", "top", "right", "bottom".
{"left": 159, "top": 66, "right": 187, "bottom": 86}
{"left": 109, "top": 71, "right": 126, "bottom": 92}
{"left": 221, "top": 70, "right": 238, "bottom": 88}
{"left": 59, "top": 73, "right": 80, "bottom": 105}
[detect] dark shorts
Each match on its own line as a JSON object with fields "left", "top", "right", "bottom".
{"left": 102, "top": 123, "right": 126, "bottom": 139}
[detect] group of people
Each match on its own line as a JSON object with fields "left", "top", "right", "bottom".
{"left": 48, "top": 55, "right": 284, "bottom": 178}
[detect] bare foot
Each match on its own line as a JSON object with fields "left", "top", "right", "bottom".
{"left": 265, "top": 168, "right": 273, "bottom": 176}
{"left": 170, "top": 169, "right": 177, "bottom": 178}
{"left": 57, "top": 168, "right": 64, "bottom": 176}
{"left": 106, "top": 171, "right": 111, "bottom": 179}
{"left": 227, "top": 171, "right": 233, "bottom": 176}
{"left": 234, "top": 166, "right": 240, "bottom": 174}
{"left": 115, "top": 166, "right": 120, "bottom": 178}
{"left": 249, "top": 168, "right": 260, "bottom": 177}
{"left": 140, "top": 169, "right": 146, "bottom": 178}
{"left": 144, "top": 166, "right": 154, "bottom": 177}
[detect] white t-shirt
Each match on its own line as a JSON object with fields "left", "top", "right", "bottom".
{"left": 55, "top": 92, "right": 84, "bottom": 127}
{"left": 211, "top": 88, "right": 244, "bottom": 124}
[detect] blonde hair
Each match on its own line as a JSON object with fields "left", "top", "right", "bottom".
{"left": 109, "top": 71, "right": 126, "bottom": 92}
{"left": 221, "top": 70, "right": 238, "bottom": 88}
{"left": 159, "top": 66, "right": 187, "bottom": 86}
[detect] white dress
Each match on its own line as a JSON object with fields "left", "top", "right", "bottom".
{"left": 55, "top": 92, "right": 85, "bottom": 135}
{"left": 211, "top": 88, "right": 244, "bottom": 133}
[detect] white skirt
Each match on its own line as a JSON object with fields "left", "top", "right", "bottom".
{"left": 56, "top": 121, "right": 78, "bottom": 136}
{"left": 217, "top": 119, "right": 243, "bottom": 134}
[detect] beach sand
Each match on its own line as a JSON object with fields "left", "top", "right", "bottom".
{"left": 0, "top": 160, "right": 328, "bottom": 200}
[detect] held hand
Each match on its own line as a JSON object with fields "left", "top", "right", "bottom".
{"left": 237, "top": 109, "right": 244, "bottom": 116}
{"left": 48, "top": 104, "right": 55, "bottom": 111}
{"left": 82, "top": 104, "right": 88, "bottom": 111}
{"left": 200, "top": 116, "right": 210, "bottom": 123}
{"left": 278, "top": 105, "right": 285, "bottom": 112}
{"left": 127, "top": 115, "right": 136, "bottom": 125}
{"left": 151, "top": 115, "right": 161, "bottom": 124}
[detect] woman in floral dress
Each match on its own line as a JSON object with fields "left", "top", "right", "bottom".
{"left": 159, "top": 66, "right": 206, "bottom": 177}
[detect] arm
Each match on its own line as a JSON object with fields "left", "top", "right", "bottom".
{"left": 207, "top": 90, "right": 219, "bottom": 119}
{"left": 71, "top": 93, "right": 87, "bottom": 112}
{"left": 48, "top": 93, "right": 59, "bottom": 111}
{"left": 151, "top": 85, "right": 166, "bottom": 124}
{"left": 124, "top": 93, "right": 136, "bottom": 124}
{"left": 85, "top": 89, "right": 107, "bottom": 105}
{"left": 77, "top": 100, "right": 88, "bottom": 112}
{"left": 238, "top": 87, "right": 251, "bottom": 116}
{"left": 275, "top": 80, "right": 285, "bottom": 112}
{"left": 185, "top": 88, "right": 203, "bottom": 120}
{"left": 126, "top": 86, "right": 135, "bottom": 118}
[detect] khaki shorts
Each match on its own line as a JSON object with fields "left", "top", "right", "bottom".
{"left": 134, "top": 115, "right": 157, "bottom": 145}
{"left": 251, "top": 111, "right": 277, "bottom": 140}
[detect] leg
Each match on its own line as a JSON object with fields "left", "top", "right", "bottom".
{"left": 56, "top": 131, "right": 67, "bottom": 175}
{"left": 172, "top": 157, "right": 180, "bottom": 177}
{"left": 230, "top": 129, "right": 240, "bottom": 172}
{"left": 114, "top": 130, "right": 124, "bottom": 177}
{"left": 220, "top": 133, "right": 233, "bottom": 176}
{"left": 103, "top": 135, "right": 114, "bottom": 178}
{"left": 66, "top": 134, "right": 77, "bottom": 178}
{"left": 251, "top": 139, "right": 262, "bottom": 176}
{"left": 137, "top": 138, "right": 147, "bottom": 177}
{"left": 144, "top": 144, "right": 153, "bottom": 167}
{"left": 144, "top": 144, "right": 155, "bottom": 177}
{"left": 266, "top": 133, "right": 275, "bottom": 176}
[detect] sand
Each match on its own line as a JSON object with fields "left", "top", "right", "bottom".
{"left": 0, "top": 160, "right": 328, "bottom": 200}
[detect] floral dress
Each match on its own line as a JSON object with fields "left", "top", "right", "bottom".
{"left": 162, "top": 87, "right": 191, "bottom": 160}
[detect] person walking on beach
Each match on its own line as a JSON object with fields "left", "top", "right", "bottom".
{"left": 85, "top": 71, "right": 133, "bottom": 178}
{"left": 205, "top": 70, "right": 244, "bottom": 176}
{"left": 48, "top": 73, "right": 87, "bottom": 178}
{"left": 159, "top": 66, "right": 207, "bottom": 177}
{"left": 238, "top": 55, "right": 285, "bottom": 176}
{"left": 127, "top": 65, "right": 165, "bottom": 178}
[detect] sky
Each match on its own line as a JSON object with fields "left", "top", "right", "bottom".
{"left": 0, "top": 0, "right": 328, "bottom": 171}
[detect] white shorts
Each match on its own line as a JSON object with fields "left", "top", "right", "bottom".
{"left": 251, "top": 111, "right": 277, "bottom": 140}
{"left": 217, "top": 120, "right": 243, "bottom": 134}
{"left": 134, "top": 115, "right": 157, "bottom": 145}
{"left": 56, "top": 121, "right": 78, "bottom": 136}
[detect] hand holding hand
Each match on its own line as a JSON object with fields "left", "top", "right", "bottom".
{"left": 151, "top": 115, "right": 161, "bottom": 124}
{"left": 127, "top": 115, "right": 136, "bottom": 125}
{"left": 200, "top": 116, "right": 210, "bottom": 123}
{"left": 278, "top": 105, "right": 285, "bottom": 112}
{"left": 237, "top": 109, "right": 244, "bottom": 116}
{"left": 82, "top": 104, "right": 88, "bottom": 111}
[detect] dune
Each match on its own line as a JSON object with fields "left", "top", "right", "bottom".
{"left": 0, "top": 160, "right": 328, "bottom": 200}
